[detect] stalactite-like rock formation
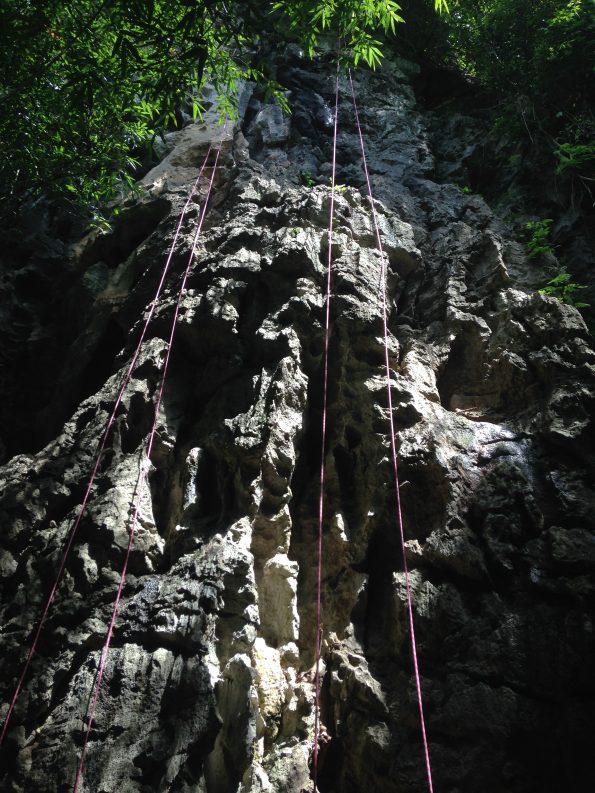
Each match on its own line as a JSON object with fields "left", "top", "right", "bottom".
{"left": 1, "top": 52, "right": 594, "bottom": 793}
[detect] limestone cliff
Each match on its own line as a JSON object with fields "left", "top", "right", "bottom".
{"left": 1, "top": 51, "right": 594, "bottom": 793}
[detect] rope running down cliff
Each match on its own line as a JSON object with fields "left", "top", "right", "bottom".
{"left": 0, "top": 144, "right": 214, "bottom": 749}
{"left": 348, "top": 67, "right": 435, "bottom": 793}
{"left": 312, "top": 58, "right": 340, "bottom": 790}
{"left": 73, "top": 141, "right": 224, "bottom": 793}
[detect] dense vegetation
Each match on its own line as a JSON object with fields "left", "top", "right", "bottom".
{"left": 1, "top": 0, "right": 591, "bottom": 229}
{"left": 398, "top": 0, "right": 595, "bottom": 200}
{"left": 0, "top": 0, "right": 444, "bottom": 222}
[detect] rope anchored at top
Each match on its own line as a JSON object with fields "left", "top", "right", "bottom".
{"left": 0, "top": 142, "right": 215, "bottom": 751}
{"left": 73, "top": 139, "right": 225, "bottom": 793}
{"left": 311, "top": 60, "right": 434, "bottom": 793}
{"left": 312, "top": 57, "right": 341, "bottom": 791}
{"left": 347, "top": 66, "right": 435, "bottom": 793}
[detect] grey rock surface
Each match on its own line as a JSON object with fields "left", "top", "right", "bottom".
{"left": 1, "top": 51, "right": 594, "bottom": 793}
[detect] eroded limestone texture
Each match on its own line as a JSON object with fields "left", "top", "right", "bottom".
{"left": 1, "top": 51, "right": 594, "bottom": 793}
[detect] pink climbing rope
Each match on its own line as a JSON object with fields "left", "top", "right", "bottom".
{"left": 312, "top": 60, "right": 340, "bottom": 791}
{"left": 0, "top": 146, "right": 214, "bottom": 750}
{"left": 347, "top": 68, "right": 435, "bottom": 793}
{"left": 72, "top": 141, "right": 224, "bottom": 793}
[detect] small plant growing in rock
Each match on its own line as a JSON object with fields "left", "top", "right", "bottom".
{"left": 289, "top": 226, "right": 304, "bottom": 237}
{"left": 555, "top": 142, "right": 595, "bottom": 176}
{"left": 539, "top": 270, "right": 590, "bottom": 309}
{"left": 300, "top": 171, "right": 316, "bottom": 188}
{"left": 524, "top": 218, "right": 554, "bottom": 259}
{"left": 328, "top": 177, "right": 348, "bottom": 193}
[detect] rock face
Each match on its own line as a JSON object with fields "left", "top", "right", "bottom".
{"left": 1, "top": 52, "right": 595, "bottom": 793}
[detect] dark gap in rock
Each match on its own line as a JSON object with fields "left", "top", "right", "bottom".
{"left": 182, "top": 726, "right": 221, "bottom": 788}
{"left": 195, "top": 449, "right": 227, "bottom": 533}
{"left": 81, "top": 197, "right": 170, "bottom": 269}
{"left": 276, "top": 63, "right": 328, "bottom": 94}
{"left": 344, "top": 425, "right": 361, "bottom": 451}
{"left": 508, "top": 700, "right": 595, "bottom": 792}
{"left": 394, "top": 276, "right": 419, "bottom": 326}
{"left": 256, "top": 193, "right": 283, "bottom": 211}
{"left": 363, "top": 526, "right": 401, "bottom": 578}
{"left": 411, "top": 63, "right": 493, "bottom": 112}
{"left": 333, "top": 444, "right": 360, "bottom": 529}
{"left": 218, "top": 229, "right": 263, "bottom": 256}
{"left": 541, "top": 433, "right": 595, "bottom": 477}
{"left": 335, "top": 139, "right": 356, "bottom": 172}
{"left": 13, "top": 267, "right": 53, "bottom": 302}
{"left": 308, "top": 336, "right": 324, "bottom": 360}
{"left": 116, "top": 630, "right": 208, "bottom": 658}
{"left": 75, "top": 404, "right": 102, "bottom": 432}
{"left": 132, "top": 749, "right": 165, "bottom": 786}
{"left": 255, "top": 206, "right": 286, "bottom": 229}
{"left": 159, "top": 368, "right": 259, "bottom": 559}
{"left": 121, "top": 392, "right": 153, "bottom": 455}
{"left": 273, "top": 245, "right": 318, "bottom": 279}
{"left": 75, "top": 318, "right": 127, "bottom": 413}
{"left": 107, "top": 656, "right": 126, "bottom": 698}
{"left": 240, "top": 98, "right": 259, "bottom": 132}
{"left": 237, "top": 280, "right": 270, "bottom": 345}
{"left": 413, "top": 566, "right": 491, "bottom": 603}
{"left": 4, "top": 316, "right": 126, "bottom": 459}
{"left": 0, "top": 503, "right": 90, "bottom": 601}
{"left": 364, "top": 566, "right": 401, "bottom": 664}
{"left": 276, "top": 302, "right": 297, "bottom": 329}
{"left": 289, "top": 332, "right": 345, "bottom": 660}
{"left": 156, "top": 449, "right": 207, "bottom": 558}
{"left": 289, "top": 333, "right": 342, "bottom": 511}
{"left": 158, "top": 460, "right": 188, "bottom": 559}
{"left": 148, "top": 463, "right": 170, "bottom": 541}
{"left": 128, "top": 351, "right": 164, "bottom": 385}
{"left": 0, "top": 733, "right": 19, "bottom": 778}
{"left": 436, "top": 335, "right": 465, "bottom": 410}
{"left": 95, "top": 446, "right": 117, "bottom": 480}
{"left": 315, "top": 672, "right": 343, "bottom": 792}
{"left": 0, "top": 599, "right": 25, "bottom": 627}
{"left": 318, "top": 235, "right": 343, "bottom": 273}
{"left": 397, "top": 461, "right": 449, "bottom": 543}
{"left": 289, "top": 442, "right": 321, "bottom": 525}
{"left": 176, "top": 447, "right": 235, "bottom": 549}
{"left": 351, "top": 334, "right": 386, "bottom": 368}
{"left": 43, "top": 485, "right": 88, "bottom": 531}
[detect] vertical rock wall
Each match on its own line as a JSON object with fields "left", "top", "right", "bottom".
{"left": 1, "top": 52, "right": 594, "bottom": 793}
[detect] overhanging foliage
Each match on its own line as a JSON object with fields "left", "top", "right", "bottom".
{"left": 0, "top": 0, "right": 445, "bottom": 221}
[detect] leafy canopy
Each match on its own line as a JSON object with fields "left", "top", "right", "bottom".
{"left": 0, "top": 0, "right": 445, "bottom": 220}
{"left": 274, "top": 0, "right": 447, "bottom": 67}
{"left": 397, "top": 0, "right": 595, "bottom": 188}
